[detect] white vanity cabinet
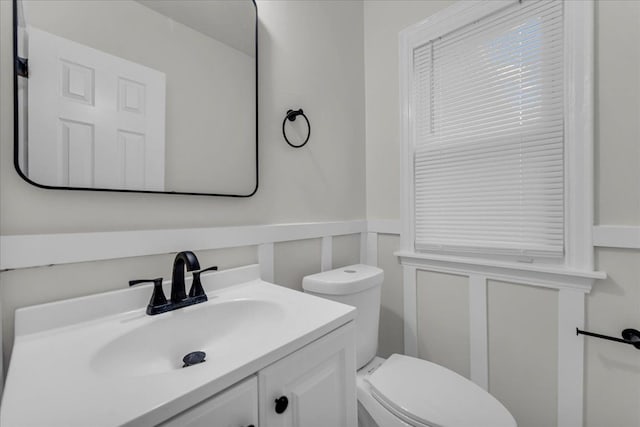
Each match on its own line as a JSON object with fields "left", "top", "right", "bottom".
{"left": 160, "top": 376, "right": 258, "bottom": 427}
{"left": 258, "top": 323, "right": 357, "bottom": 427}
{"left": 160, "top": 323, "right": 356, "bottom": 427}
{"left": 2, "top": 271, "right": 358, "bottom": 427}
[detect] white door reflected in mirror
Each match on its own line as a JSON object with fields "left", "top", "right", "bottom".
{"left": 15, "top": 0, "right": 257, "bottom": 195}
{"left": 28, "top": 27, "right": 166, "bottom": 191}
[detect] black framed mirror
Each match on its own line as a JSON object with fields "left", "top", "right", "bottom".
{"left": 13, "top": 0, "right": 258, "bottom": 197}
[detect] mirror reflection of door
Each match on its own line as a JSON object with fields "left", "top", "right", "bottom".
{"left": 28, "top": 27, "right": 166, "bottom": 191}
{"left": 15, "top": 0, "right": 257, "bottom": 196}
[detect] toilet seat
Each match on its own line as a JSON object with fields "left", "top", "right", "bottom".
{"left": 363, "top": 354, "right": 516, "bottom": 427}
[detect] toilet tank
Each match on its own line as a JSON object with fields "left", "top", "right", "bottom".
{"left": 302, "top": 264, "right": 383, "bottom": 369}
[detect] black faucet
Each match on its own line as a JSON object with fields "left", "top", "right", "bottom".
{"left": 171, "top": 251, "right": 201, "bottom": 302}
{"left": 129, "top": 251, "right": 216, "bottom": 315}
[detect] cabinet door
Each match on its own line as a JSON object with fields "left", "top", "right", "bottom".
{"left": 259, "top": 323, "right": 357, "bottom": 427}
{"left": 160, "top": 376, "right": 258, "bottom": 427}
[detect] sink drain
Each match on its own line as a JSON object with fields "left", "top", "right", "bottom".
{"left": 182, "top": 351, "right": 206, "bottom": 368}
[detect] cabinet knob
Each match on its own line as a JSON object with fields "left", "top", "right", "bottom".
{"left": 275, "top": 395, "right": 289, "bottom": 414}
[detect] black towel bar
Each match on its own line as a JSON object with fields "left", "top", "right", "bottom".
{"left": 576, "top": 328, "right": 640, "bottom": 350}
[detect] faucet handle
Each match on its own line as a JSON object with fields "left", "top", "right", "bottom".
{"left": 200, "top": 265, "right": 219, "bottom": 274}
{"left": 129, "top": 278, "right": 169, "bottom": 314}
{"left": 129, "top": 278, "right": 162, "bottom": 287}
{"left": 189, "top": 266, "right": 217, "bottom": 300}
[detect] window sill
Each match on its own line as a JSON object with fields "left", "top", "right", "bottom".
{"left": 395, "top": 250, "right": 606, "bottom": 292}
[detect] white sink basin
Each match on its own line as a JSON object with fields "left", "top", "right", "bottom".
{"left": 91, "top": 298, "right": 286, "bottom": 377}
{"left": 0, "top": 265, "right": 356, "bottom": 427}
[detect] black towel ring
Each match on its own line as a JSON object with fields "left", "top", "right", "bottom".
{"left": 282, "top": 109, "right": 311, "bottom": 148}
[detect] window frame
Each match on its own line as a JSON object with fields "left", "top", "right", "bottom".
{"left": 398, "top": 0, "right": 597, "bottom": 278}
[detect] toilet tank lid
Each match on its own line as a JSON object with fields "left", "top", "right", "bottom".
{"left": 302, "top": 264, "right": 383, "bottom": 295}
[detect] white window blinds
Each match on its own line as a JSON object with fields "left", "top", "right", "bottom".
{"left": 413, "top": 0, "right": 564, "bottom": 258}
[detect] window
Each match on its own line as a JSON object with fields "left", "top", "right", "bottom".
{"left": 400, "top": 0, "right": 594, "bottom": 270}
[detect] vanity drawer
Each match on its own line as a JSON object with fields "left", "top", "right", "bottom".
{"left": 160, "top": 376, "right": 258, "bottom": 427}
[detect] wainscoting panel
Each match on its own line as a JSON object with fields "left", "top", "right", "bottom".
{"left": 487, "top": 280, "right": 559, "bottom": 427}
{"left": 376, "top": 234, "right": 404, "bottom": 358}
{"left": 416, "top": 270, "right": 471, "bottom": 379}
{"left": 332, "top": 234, "right": 361, "bottom": 269}
{"left": 273, "top": 238, "right": 322, "bottom": 291}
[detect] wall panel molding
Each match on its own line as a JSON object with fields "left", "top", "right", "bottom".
{"left": 367, "top": 219, "right": 400, "bottom": 235}
{"left": 0, "top": 220, "right": 367, "bottom": 270}
{"left": 360, "top": 232, "right": 368, "bottom": 264}
{"left": 592, "top": 225, "right": 640, "bottom": 249}
{"left": 367, "top": 224, "right": 640, "bottom": 250}
{"left": 258, "top": 243, "right": 274, "bottom": 282}
{"left": 321, "top": 236, "right": 333, "bottom": 272}
{"left": 365, "top": 232, "right": 378, "bottom": 266}
{"left": 557, "top": 289, "right": 586, "bottom": 427}
{"left": 11, "top": 221, "right": 634, "bottom": 271}
{"left": 402, "top": 265, "right": 418, "bottom": 357}
{"left": 468, "top": 274, "right": 489, "bottom": 390}
{"left": 396, "top": 251, "right": 605, "bottom": 292}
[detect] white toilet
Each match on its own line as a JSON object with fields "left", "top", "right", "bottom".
{"left": 303, "top": 264, "right": 517, "bottom": 427}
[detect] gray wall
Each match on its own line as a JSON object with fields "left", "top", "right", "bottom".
{"left": 364, "top": 0, "right": 455, "bottom": 220}
{"left": 0, "top": 0, "right": 366, "bottom": 236}
{"left": 364, "top": 1, "right": 640, "bottom": 427}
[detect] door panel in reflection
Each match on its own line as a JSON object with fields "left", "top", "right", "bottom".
{"left": 27, "top": 27, "right": 166, "bottom": 191}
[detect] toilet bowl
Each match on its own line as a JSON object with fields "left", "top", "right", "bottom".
{"left": 303, "top": 264, "right": 517, "bottom": 427}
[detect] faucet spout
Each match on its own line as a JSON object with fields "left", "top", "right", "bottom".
{"left": 171, "top": 251, "right": 201, "bottom": 302}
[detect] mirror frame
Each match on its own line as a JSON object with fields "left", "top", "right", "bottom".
{"left": 12, "top": 0, "right": 258, "bottom": 197}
